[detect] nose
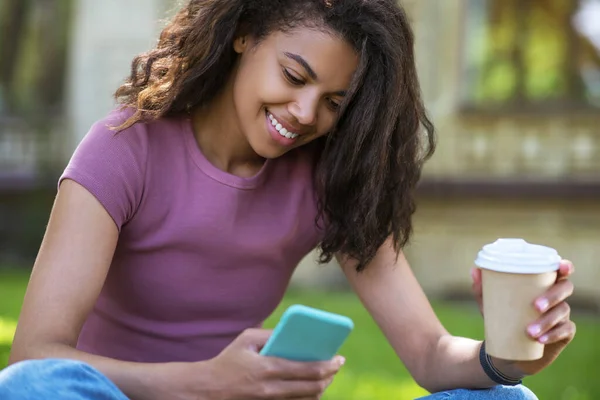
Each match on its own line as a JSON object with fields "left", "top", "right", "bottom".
{"left": 288, "top": 93, "right": 318, "bottom": 127}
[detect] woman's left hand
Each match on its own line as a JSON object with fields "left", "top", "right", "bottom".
{"left": 471, "top": 260, "right": 577, "bottom": 376}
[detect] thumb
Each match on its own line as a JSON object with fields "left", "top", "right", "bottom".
{"left": 471, "top": 268, "right": 484, "bottom": 314}
{"left": 471, "top": 267, "right": 482, "bottom": 289}
{"left": 237, "top": 328, "right": 274, "bottom": 351}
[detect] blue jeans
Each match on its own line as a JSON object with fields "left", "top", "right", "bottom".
{"left": 0, "top": 359, "right": 538, "bottom": 399}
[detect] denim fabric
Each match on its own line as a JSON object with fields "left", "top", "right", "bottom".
{"left": 0, "top": 359, "right": 128, "bottom": 399}
{"left": 0, "top": 358, "right": 539, "bottom": 400}
{"left": 417, "top": 385, "right": 539, "bottom": 400}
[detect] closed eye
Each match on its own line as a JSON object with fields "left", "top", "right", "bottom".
{"left": 283, "top": 68, "right": 305, "bottom": 86}
{"left": 327, "top": 97, "right": 341, "bottom": 111}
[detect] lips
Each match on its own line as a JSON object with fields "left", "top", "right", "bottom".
{"left": 268, "top": 113, "right": 299, "bottom": 140}
{"left": 265, "top": 110, "right": 308, "bottom": 138}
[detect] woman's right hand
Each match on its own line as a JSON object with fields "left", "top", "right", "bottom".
{"left": 179, "top": 328, "right": 345, "bottom": 400}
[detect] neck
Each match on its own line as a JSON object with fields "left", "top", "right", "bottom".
{"left": 190, "top": 76, "right": 265, "bottom": 177}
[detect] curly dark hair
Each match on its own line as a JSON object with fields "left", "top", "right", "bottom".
{"left": 114, "top": 0, "right": 436, "bottom": 272}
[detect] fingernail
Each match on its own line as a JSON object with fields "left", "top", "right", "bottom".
{"left": 536, "top": 298, "right": 549, "bottom": 312}
{"left": 528, "top": 325, "right": 541, "bottom": 337}
{"left": 539, "top": 335, "right": 548, "bottom": 343}
{"left": 335, "top": 356, "right": 345, "bottom": 366}
{"left": 563, "top": 261, "right": 574, "bottom": 273}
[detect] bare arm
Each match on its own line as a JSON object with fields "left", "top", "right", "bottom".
{"left": 337, "top": 238, "right": 512, "bottom": 393}
{"left": 9, "top": 179, "right": 205, "bottom": 400}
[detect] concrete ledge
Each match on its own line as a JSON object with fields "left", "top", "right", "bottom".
{"left": 417, "top": 178, "right": 600, "bottom": 199}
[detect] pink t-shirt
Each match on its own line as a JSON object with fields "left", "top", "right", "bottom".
{"left": 59, "top": 108, "right": 324, "bottom": 363}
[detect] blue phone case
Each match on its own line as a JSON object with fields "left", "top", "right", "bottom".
{"left": 260, "top": 304, "right": 354, "bottom": 362}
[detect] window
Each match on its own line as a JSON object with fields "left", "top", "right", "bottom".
{"left": 461, "top": 0, "right": 600, "bottom": 113}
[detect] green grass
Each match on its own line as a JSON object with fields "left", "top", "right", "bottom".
{"left": 1, "top": 269, "right": 599, "bottom": 399}
{"left": 0, "top": 270, "right": 29, "bottom": 368}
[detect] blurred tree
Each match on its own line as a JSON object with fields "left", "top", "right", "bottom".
{"left": 462, "top": 0, "right": 600, "bottom": 112}
{"left": 35, "top": 0, "right": 72, "bottom": 114}
{"left": 0, "top": 0, "right": 72, "bottom": 117}
{"left": 0, "top": 0, "right": 31, "bottom": 113}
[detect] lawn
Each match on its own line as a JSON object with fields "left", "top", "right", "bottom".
{"left": 1, "top": 269, "right": 599, "bottom": 399}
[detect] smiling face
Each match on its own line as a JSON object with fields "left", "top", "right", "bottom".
{"left": 231, "top": 26, "right": 359, "bottom": 159}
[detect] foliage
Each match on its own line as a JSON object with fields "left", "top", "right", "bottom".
{"left": 463, "top": 0, "right": 600, "bottom": 109}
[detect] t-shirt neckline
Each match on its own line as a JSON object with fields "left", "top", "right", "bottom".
{"left": 182, "top": 116, "right": 271, "bottom": 190}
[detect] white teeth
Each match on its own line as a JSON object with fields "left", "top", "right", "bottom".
{"left": 267, "top": 112, "right": 299, "bottom": 139}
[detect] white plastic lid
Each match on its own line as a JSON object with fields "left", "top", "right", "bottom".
{"left": 474, "top": 238, "right": 561, "bottom": 274}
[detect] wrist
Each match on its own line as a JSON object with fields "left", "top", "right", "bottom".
{"left": 478, "top": 341, "right": 525, "bottom": 386}
{"left": 488, "top": 356, "right": 527, "bottom": 381}
{"left": 155, "top": 361, "right": 219, "bottom": 400}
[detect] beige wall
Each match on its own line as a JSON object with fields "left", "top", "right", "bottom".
{"left": 293, "top": 197, "right": 600, "bottom": 308}
{"left": 407, "top": 198, "right": 600, "bottom": 305}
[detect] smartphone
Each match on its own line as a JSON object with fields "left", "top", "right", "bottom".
{"left": 260, "top": 304, "right": 354, "bottom": 362}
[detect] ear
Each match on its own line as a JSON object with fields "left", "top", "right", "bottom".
{"left": 233, "top": 36, "right": 248, "bottom": 54}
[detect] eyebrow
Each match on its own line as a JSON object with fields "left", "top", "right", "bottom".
{"left": 284, "top": 52, "right": 318, "bottom": 80}
{"left": 283, "top": 52, "right": 347, "bottom": 97}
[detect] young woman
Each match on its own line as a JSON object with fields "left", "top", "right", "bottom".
{"left": 1, "top": 1, "right": 575, "bottom": 399}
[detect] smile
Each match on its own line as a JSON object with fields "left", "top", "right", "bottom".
{"left": 267, "top": 112, "right": 299, "bottom": 139}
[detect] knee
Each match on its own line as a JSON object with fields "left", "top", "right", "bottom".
{"left": 438, "top": 384, "right": 539, "bottom": 400}
{"left": 1, "top": 358, "right": 96, "bottom": 382}
{"left": 489, "top": 385, "right": 539, "bottom": 400}
{"left": 0, "top": 358, "right": 119, "bottom": 398}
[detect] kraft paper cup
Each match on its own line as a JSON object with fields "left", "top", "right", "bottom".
{"left": 474, "top": 238, "right": 561, "bottom": 361}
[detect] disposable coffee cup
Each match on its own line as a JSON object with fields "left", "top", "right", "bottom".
{"left": 474, "top": 238, "right": 561, "bottom": 361}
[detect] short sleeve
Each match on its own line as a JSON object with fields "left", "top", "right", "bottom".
{"left": 59, "top": 110, "right": 148, "bottom": 231}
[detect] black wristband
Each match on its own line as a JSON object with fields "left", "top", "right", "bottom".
{"left": 479, "top": 341, "right": 523, "bottom": 386}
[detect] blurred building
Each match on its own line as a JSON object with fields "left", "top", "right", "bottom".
{"left": 299, "top": 0, "right": 600, "bottom": 311}
{"left": 404, "top": 0, "right": 600, "bottom": 309}
{"left": 1, "top": 0, "right": 599, "bottom": 309}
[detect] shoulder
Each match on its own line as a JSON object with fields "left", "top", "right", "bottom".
{"left": 75, "top": 107, "right": 189, "bottom": 164}
{"left": 84, "top": 107, "right": 152, "bottom": 146}
{"left": 60, "top": 108, "right": 186, "bottom": 230}
{"left": 72, "top": 108, "right": 151, "bottom": 162}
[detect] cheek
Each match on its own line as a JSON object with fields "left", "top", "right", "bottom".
{"left": 232, "top": 69, "right": 259, "bottom": 110}
{"left": 234, "top": 60, "right": 289, "bottom": 109}
{"left": 316, "top": 111, "right": 337, "bottom": 135}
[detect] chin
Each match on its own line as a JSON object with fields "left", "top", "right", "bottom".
{"left": 254, "top": 146, "right": 289, "bottom": 160}
{"left": 248, "top": 136, "right": 290, "bottom": 160}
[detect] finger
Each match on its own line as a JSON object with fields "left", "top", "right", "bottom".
{"left": 557, "top": 260, "right": 574, "bottom": 281}
{"left": 286, "top": 378, "right": 333, "bottom": 399}
{"left": 258, "top": 379, "right": 329, "bottom": 399}
{"left": 285, "top": 397, "right": 321, "bottom": 400}
{"left": 285, "top": 396, "right": 321, "bottom": 400}
{"left": 535, "top": 320, "right": 576, "bottom": 345}
{"left": 533, "top": 279, "right": 574, "bottom": 313}
{"left": 284, "top": 398, "right": 320, "bottom": 400}
{"left": 471, "top": 268, "right": 482, "bottom": 299}
{"left": 527, "top": 302, "right": 571, "bottom": 339}
{"left": 238, "top": 328, "right": 274, "bottom": 350}
{"left": 471, "top": 268, "right": 484, "bottom": 315}
{"left": 470, "top": 267, "right": 482, "bottom": 284}
{"left": 263, "top": 356, "right": 344, "bottom": 381}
